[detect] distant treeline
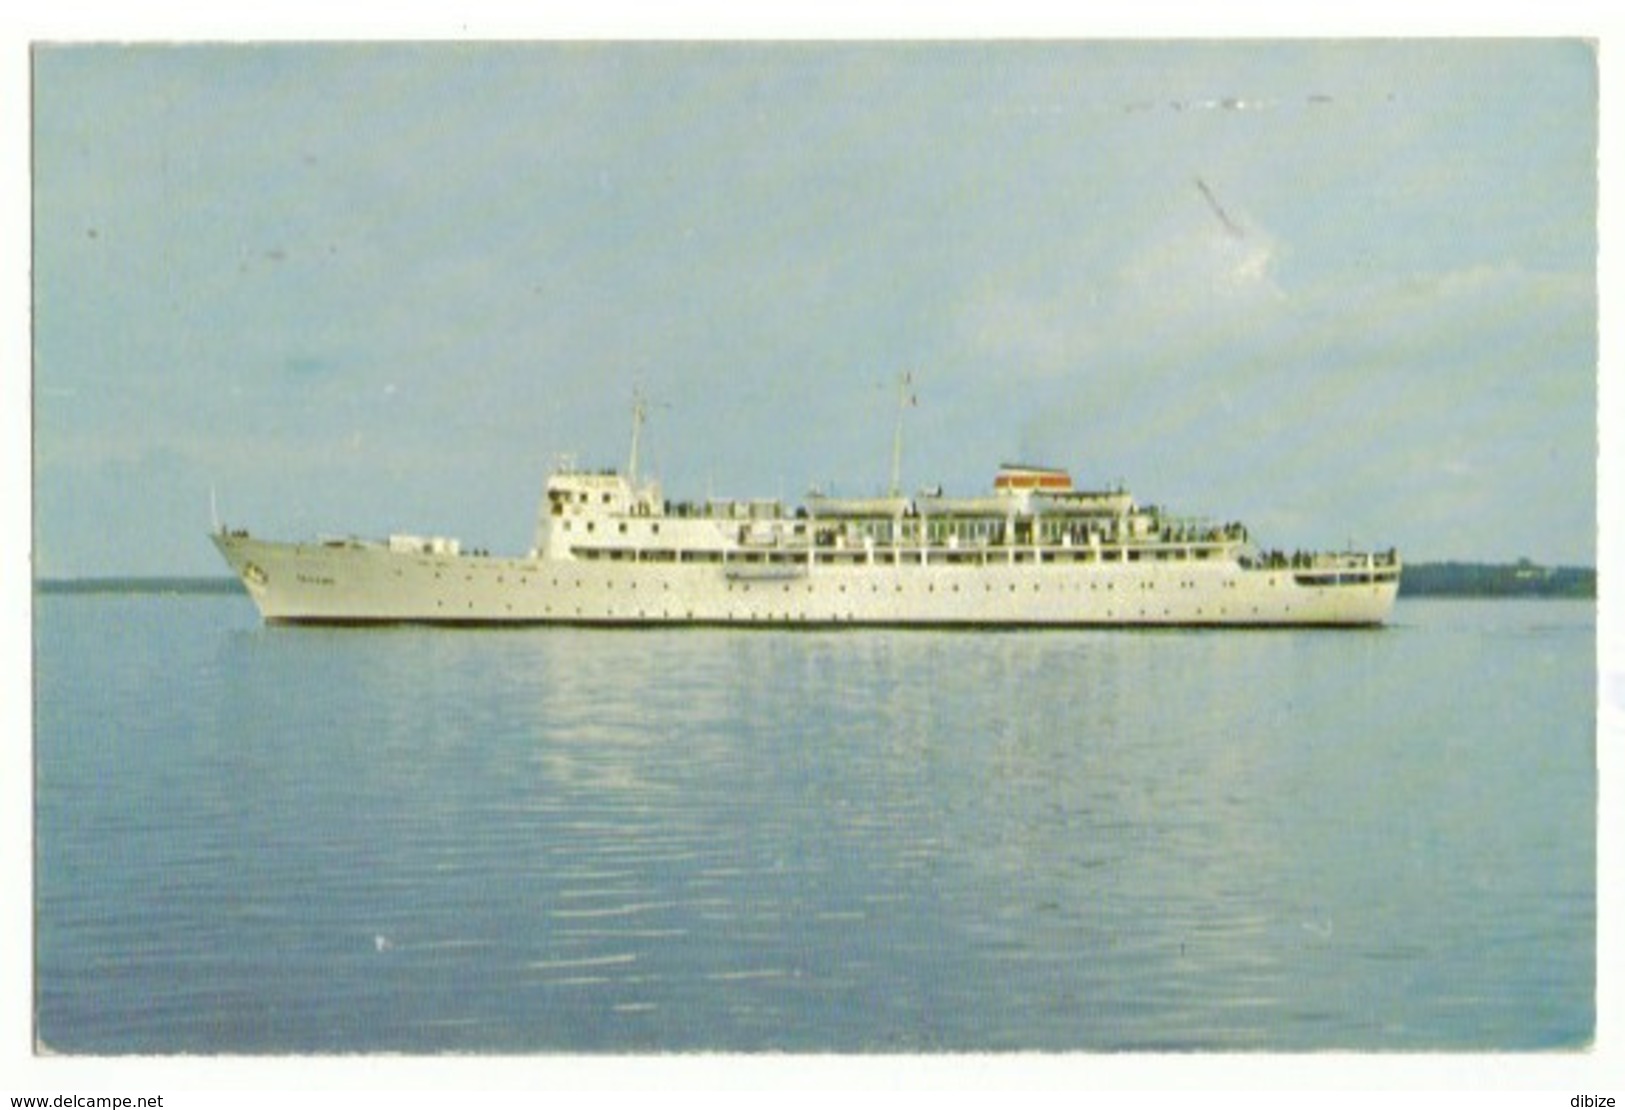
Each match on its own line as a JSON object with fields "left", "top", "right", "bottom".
{"left": 36, "top": 577, "right": 245, "bottom": 595}
{"left": 1398, "top": 561, "right": 1596, "bottom": 599}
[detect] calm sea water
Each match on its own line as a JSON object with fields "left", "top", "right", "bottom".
{"left": 34, "top": 594, "right": 1595, "bottom": 1053}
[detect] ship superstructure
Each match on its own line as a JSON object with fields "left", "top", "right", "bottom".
{"left": 212, "top": 401, "right": 1400, "bottom": 627}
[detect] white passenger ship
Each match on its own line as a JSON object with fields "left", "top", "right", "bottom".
{"left": 212, "top": 400, "right": 1400, "bottom": 627}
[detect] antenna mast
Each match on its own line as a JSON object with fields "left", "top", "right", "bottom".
{"left": 627, "top": 388, "right": 648, "bottom": 485}
{"left": 890, "top": 371, "right": 916, "bottom": 497}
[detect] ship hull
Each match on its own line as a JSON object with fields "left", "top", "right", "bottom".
{"left": 213, "top": 533, "right": 1399, "bottom": 628}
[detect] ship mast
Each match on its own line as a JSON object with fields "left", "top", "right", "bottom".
{"left": 890, "top": 371, "right": 916, "bottom": 497}
{"left": 627, "top": 389, "right": 647, "bottom": 485}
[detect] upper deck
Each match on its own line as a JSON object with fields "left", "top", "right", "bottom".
{"left": 530, "top": 461, "right": 1401, "bottom": 583}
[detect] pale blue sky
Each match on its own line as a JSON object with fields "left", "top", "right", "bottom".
{"left": 32, "top": 41, "right": 1598, "bottom": 576}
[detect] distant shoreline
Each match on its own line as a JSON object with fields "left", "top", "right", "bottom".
{"left": 1396, "top": 561, "right": 1595, "bottom": 599}
{"left": 33, "top": 562, "right": 1595, "bottom": 600}
{"left": 36, "top": 577, "right": 246, "bottom": 596}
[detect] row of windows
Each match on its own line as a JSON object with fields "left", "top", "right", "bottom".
{"left": 409, "top": 604, "right": 1283, "bottom": 622}
{"left": 567, "top": 545, "right": 1223, "bottom": 566}
{"left": 402, "top": 563, "right": 1254, "bottom": 594}
{"left": 548, "top": 489, "right": 619, "bottom": 515}
{"left": 555, "top": 516, "right": 1227, "bottom": 550}
{"left": 559, "top": 520, "right": 662, "bottom": 535}
{"left": 1294, "top": 571, "right": 1400, "bottom": 586}
{"left": 721, "top": 578, "right": 1258, "bottom": 596}
{"left": 412, "top": 594, "right": 1279, "bottom": 621}
{"left": 402, "top": 572, "right": 1267, "bottom": 597}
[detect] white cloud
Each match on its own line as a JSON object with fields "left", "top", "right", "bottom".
{"left": 1116, "top": 223, "right": 1286, "bottom": 324}
{"left": 952, "top": 198, "right": 1290, "bottom": 383}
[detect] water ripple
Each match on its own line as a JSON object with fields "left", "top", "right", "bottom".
{"left": 33, "top": 597, "right": 1597, "bottom": 1052}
